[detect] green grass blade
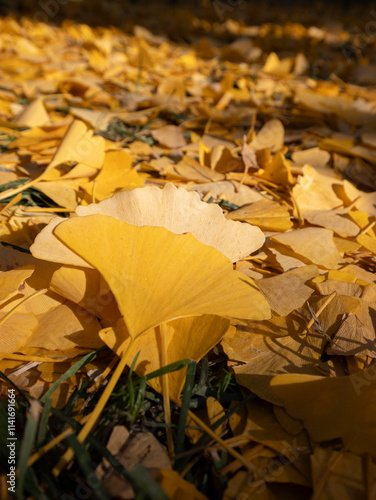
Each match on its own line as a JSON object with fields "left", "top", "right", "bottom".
{"left": 66, "top": 434, "right": 111, "bottom": 500}
{"left": 86, "top": 432, "right": 169, "bottom": 499}
{"left": 144, "top": 359, "right": 190, "bottom": 382}
{"left": 40, "top": 346, "right": 107, "bottom": 403}
{"left": 128, "top": 350, "right": 141, "bottom": 414}
{"left": 23, "top": 467, "right": 50, "bottom": 500}
{"left": 37, "top": 397, "right": 52, "bottom": 446}
{"left": 47, "top": 406, "right": 168, "bottom": 499}
{"left": 16, "top": 401, "right": 40, "bottom": 500}
{"left": 175, "top": 361, "right": 196, "bottom": 455}
{"left": 129, "top": 463, "right": 169, "bottom": 500}
{"left": 132, "top": 376, "right": 147, "bottom": 421}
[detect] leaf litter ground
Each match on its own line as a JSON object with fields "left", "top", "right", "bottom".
{"left": 0, "top": 1, "right": 376, "bottom": 498}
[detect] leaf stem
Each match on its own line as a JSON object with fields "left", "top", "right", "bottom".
{"left": 187, "top": 409, "right": 255, "bottom": 474}
{"left": 52, "top": 338, "right": 135, "bottom": 476}
{"left": 157, "top": 324, "right": 174, "bottom": 457}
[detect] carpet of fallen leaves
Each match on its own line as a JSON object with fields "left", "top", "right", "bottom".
{"left": 1, "top": 2, "right": 376, "bottom": 499}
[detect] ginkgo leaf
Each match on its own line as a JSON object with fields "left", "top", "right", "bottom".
{"left": 45, "top": 119, "right": 105, "bottom": 175}
{"left": 210, "top": 145, "right": 243, "bottom": 173}
{"left": 309, "top": 294, "right": 376, "bottom": 340}
{"left": 326, "top": 314, "right": 376, "bottom": 357}
{"left": 250, "top": 118, "right": 284, "bottom": 152}
{"left": 100, "top": 315, "right": 231, "bottom": 401}
{"left": 31, "top": 183, "right": 265, "bottom": 265}
{"left": 291, "top": 147, "right": 330, "bottom": 169}
{"left": 292, "top": 165, "right": 343, "bottom": 212}
{"left": 159, "top": 470, "right": 208, "bottom": 500}
{"left": 0, "top": 266, "right": 34, "bottom": 301}
{"left": 30, "top": 216, "right": 88, "bottom": 267}
{"left": 82, "top": 149, "right": 144, "bottom": 202}
{"left": 262, "top": 52, "right": 293, "bottom": 77}
{"left": 256, "top": 265, "right": 318, "bottom": 316}
{"left": 311, "top": 447, "right": 376, "bottom": 500}
{"left": 259, "top": 152, "right": 293, "bottom": 184}
{"left": 221, "top": 315, "right": 337, "bottom": 405}
{"left": 13, "top": 98, "right": 50, "bottom": 128}
{"left": 271, "top": 228, "right": 342, "bottom": 269}
{"left": 53, "top": 215, "right": 271, "bottom": 338}
{"left": 187, "top": 181, "right": 263, "bottom": 205}
{"left": 241, "top": 399, "right": 310, "bottom": 461}
{"left": 0, "top": 312, "right": 37, "bottom": 353}
{"left": 315, "top": 279, "right": 363, "bottom": 298}
{"left": 70, "top": 107, "right": 113, "bottom": 130}
{"left": 266, "top": 241, "right": 307, "bottom": 272}
{"left": 302, "top": 209, "right": 359, "bottom": 238}
{"left": 357, "top": 233, "right": 376, "bottom": 254}
{"left": 342, "top": 180, "right": 376, "bottom": 216}
{"left": 76, "top": 183, "right": 265, "bottom": 261}
{"left": 151, "top": 125, "right": 187, "bottom": 149}
{"left": 20, "top": 302, "right": 103, "bottom": 355}
{"left": 33, "top": 179, "right": 81, "bottom": 210}
{"left": 226, "top": 199, "right": 293, "bottom": 232}
{"left": 270, "top": 369, "right": 376, "bottom": 455}
{"left": 50, "top": 265, "right": 121, "bottom": 324}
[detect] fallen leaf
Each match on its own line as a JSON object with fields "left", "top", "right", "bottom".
{"left": 257, "top": 265, "right": 318, "bottom": 316}
{"left": 53, "top": 215, "right": 271, "bottom": 339}
{"left": 270, "top": 368, "right": 376, "bottom": 454}
{"left": 31, "top": 183, "right": 265, "bottom": 265}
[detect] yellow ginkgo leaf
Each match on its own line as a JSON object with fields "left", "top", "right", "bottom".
{"left": 271, "top": 227, "right": 342, "bottom": 270}
{"left": 50, "top": 265, "right": 121, "bottom": 324}
{"left": 100, "top": 315, "right": 231, "bottom": 401}
{"left": 20, "top": 301, "right": 103, "bottom": 356}
{"left": 0, "top": 266, "right": 34, "bottom": 301}
{"left": 0, "top": 312, "right": 37, "bottom": 354}
{"left": 258, "top": 152, "right": 293, "bottom": 185}
{"left": 250, "top": 118, "right": 284, "bottom": 153}
{"left": 31, "top": 183, "right": 265, "bottom": 266}
{"left": 82, "top": 150, "right": 144, "bottom": 202}
{"left": 158, "top": 470, "right": 208, "bottom": 500}
{"left": 45, "top": 119, "right": 105, "bottom": 176}
{"left": 187, "top": 180, "right": 263, "bottom": 206}
{"left": 311, "top": 447, "right": 376, "bottom": 500}
{"left": 53, "top": 215, "right": 271, "bottom": 338}
{"left": 291, "top": 147, "right": 330, "bottom": 169}
{"left": 270, "top": 369, "right": 376, "bottom": 455}
{"left": 226, "top": 199, "right": 293, "bottom": 232}
{"left": 256, "top": 265, "right": 318, "bottom": 316}
{"left": 76, "top": 183, "right": 265, "bottom": 262}
{"left": 342, "top": 180, "right": 376, "bottom": 216}
{"left": 293, "top": 165, "right": 343, "bottom": 213}
{"left": 30, "top": 215, "right": 87, "bottom": 267}
{"left": 13, "top": 98, "right": 50, "bottom": 128}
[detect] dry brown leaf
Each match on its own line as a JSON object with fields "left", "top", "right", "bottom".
{"left": 97, "top": 429, "right": 172, "bottom": 499}
{"left": 327, "top": 314, "right": 376, "bottom": 357}
{"left": 271, "top": 228, "right": 342, "bottom": 269}
{"left": 310, "top": 447, "right": 376, "bottom": 500}
{"left": 151, "top": 124, "right": 187, "bottom": 149}
{"left": 187, "top": 180, "right": 264, "bottom": 205}
{"left": 226, "top": 199, "right": 293, "bottom": 232}
{"left": 256, "top": 265, "right": 318, "bottom": 316}
{"left": 250, "top": 119, "right": 284, "bottom": 153}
